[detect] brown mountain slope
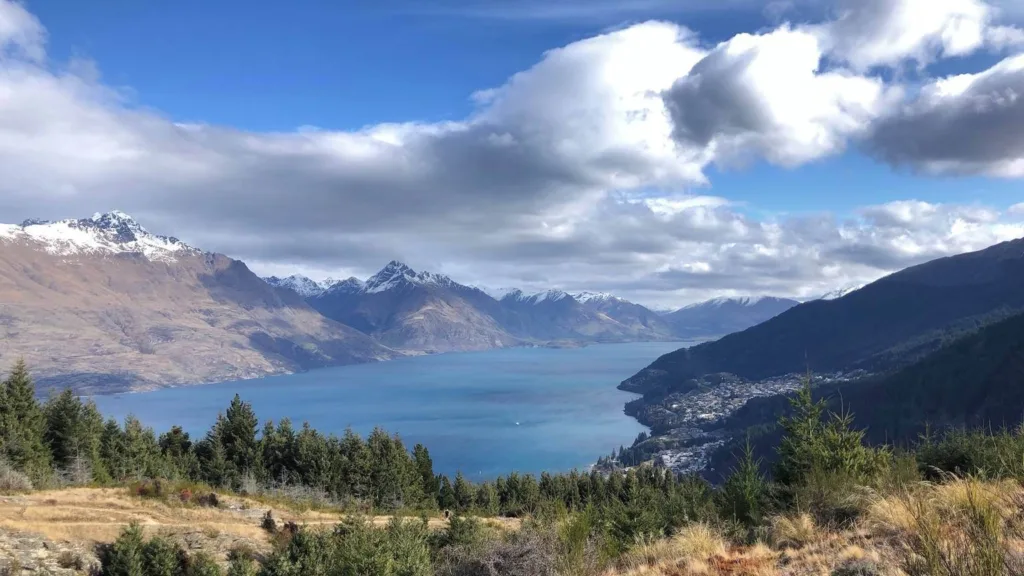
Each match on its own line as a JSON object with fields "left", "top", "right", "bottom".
{"left": 0, "top": 216, "right": 395, "bottom": 393}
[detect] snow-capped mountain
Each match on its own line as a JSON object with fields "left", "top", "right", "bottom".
{"left": 297, "top": 263, "right": 681, "bottom": 350}
{"left": 663, "top": 296, "right": 800, "bottom": 339}
{"left": 0, "top": 211, "right": 197, "bottom": 262}
{"left": 363, "top": 261, "right": 457, "bottom": 293}
{"left": 816, "top": 283, "right": 867, "bottom": 301}
{"left": 572, "top": 291, "right": 617, "bottom": 304}
{"left": 0, "top": 211, "right": 393, "bottom": 392}
{"left": 264, "top": 274, "right": 332, "bottom": 298}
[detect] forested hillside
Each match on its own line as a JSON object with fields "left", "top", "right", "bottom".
{"left": 621, "top": 237, "right": 1024, "bottom": 399}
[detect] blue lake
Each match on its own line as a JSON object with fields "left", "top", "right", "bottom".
{"left": 91, "top": 341, "right": 689, "bottom": 480}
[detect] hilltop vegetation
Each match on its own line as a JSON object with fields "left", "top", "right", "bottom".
{"left": 4, "top": 362, "right": 1024, "bottom": 574}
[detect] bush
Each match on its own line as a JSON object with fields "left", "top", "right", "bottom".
{"left": 0, "top": 460, "right": 32, "bottom": 492}
{"left": 143, "top": 536, "right": 182, "bottom": 576}
{"left": 435, "top": 530, "right": 557, "bottom": 576}
{"left": 55, "top": 550, "right": 84, "bottom": 570}
{"left": 134, "top": 478, "right": 170, "bottom": 499}
{"left": 100, "top": 522, "right": 146, "bottom": 576}
{"left": 184, "top": 552, "right": 222, "bottom": 576}
{"left": 261, "top": 510, "right": 277, "bottom": 534}
{"left": 832, "top": 559, "right": 882, "bottom": 576}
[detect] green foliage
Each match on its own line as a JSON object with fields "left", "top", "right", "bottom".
{"left": 184, "top": 552, "right": 222, "bottom": 576}
{"left": 142, "top": 536, "right": 183, "bottom": 576}
{"left": 43, "top": 389, "right": 105, "bottom": 482}
{"left": 717, "top": 440, "right": 771, "bottom": 532}
{"left": 101, "top": 522, "right": 146, "bottom": 576}
{"left": 0, "top": 360, "right": 51, "bottom": 480}
{"left": 261, "top": 518, "right": 432, "bottom": 576}
{"left": 775, "top": 377, "right": 889, "bottom": 487}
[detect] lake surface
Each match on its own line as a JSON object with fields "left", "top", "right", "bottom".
{"left": 91, "top": 341, "right": 689, "bottom": 479}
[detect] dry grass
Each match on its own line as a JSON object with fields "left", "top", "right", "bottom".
{"left": 618, "top": 524, "right": 730, "bottom": 574}
{"left": 770, "top": 513, "right": 819, "bottom": 549}
{"left": 0, "top": 486, "right": 517, "bottom": 555}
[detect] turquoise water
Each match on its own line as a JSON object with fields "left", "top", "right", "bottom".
{"left": 91, "top": 341, "right": 688, "bottom": 480}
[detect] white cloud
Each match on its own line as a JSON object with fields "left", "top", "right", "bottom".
{"left": 0, "top": 0, "right": 44, "bottom": 62}
{"left": 0, "top": 0, "right": 1021, "bottom": 309}
{"left": 867, "top": 53, "right": 1024, "bottom": 176}
{"left": 816, "top": 0, "right": 1013, "bottom": 70}
{"left": 664, "top": 25, "right": 894, "bottom": 167}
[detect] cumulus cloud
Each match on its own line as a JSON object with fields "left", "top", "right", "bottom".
{"left": 816, "top": 0, "right": 1004, "bottom": 70}
{"left": 664, "top": 25, "right": 893, "bottom": 167}
{"left": 0, "top": 0, "right": 1022, "bottom": 307}
{"left": 867, "top": 54, "right": 1024, "bottom": 176}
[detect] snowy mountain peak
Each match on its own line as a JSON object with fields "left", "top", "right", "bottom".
{"left": 364, "top": 261, "right": 457, "bottom": 294}
{"left": 498, "top": 288, "right": 527, "bottom": 302}
{"left": 528, "top": 289, "right": 572, "bottom": 304}
{"left": 817, "top": 283, "right": 866, "bottom": 301}
{"left": 329, "top": 277, "right": 365, "bottom": 293}
{"left": 681, "top": 295, "right": 775, "bottom": 311}
{"left": 572, "top": 291, "right": 617, "bottom": 304}
{"left": 0, "top": 211, "right": 196, "bottom": 262}
{"left": 264, "top": 274, "right": 327, "bottom": 298}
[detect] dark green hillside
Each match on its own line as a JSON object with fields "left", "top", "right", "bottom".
{"left": 621, "top": 237, "right": 1024, "bottom": 398}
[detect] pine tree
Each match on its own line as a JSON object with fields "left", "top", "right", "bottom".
{"left": 438, "top": 475, "right": 457, "bottom": 512}
{"left": 220, "top": 395, "right": 262, "bottom": 480}
{"left": 197, "top": 416, "right": 231, "bottom": 487}
{"left": 775, "top": 374, "right": 890, "bottom": 485}
{"left": 452, "top": 471, "right": 475, "bottom": 513}
{"left": 412, "top": 444, "right": 438, "bottom": 507}
{"left": 44, "top": 389, "right": 105, "bottom": 483}
{"left": 159, "top": 425, "right": 199, "bottom": 480}
{"left": 0, "top": 360, "right": 50, "bottom": 478}
{"left": 101, "top": 419, "right": 128, "bottom": 482}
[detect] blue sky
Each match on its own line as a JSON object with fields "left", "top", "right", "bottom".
{"left": 2, "top": 0, "right": 1024, "bottom": 305}
{"left": 29, "top": 0, "right": 1020, "bottom": 214}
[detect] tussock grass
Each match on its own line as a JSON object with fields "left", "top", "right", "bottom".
{"left": 620, "top": 523, "right": 728, "bottom": 572}
{"left": 769, "top": 513, "right": 819, "bottom": 549}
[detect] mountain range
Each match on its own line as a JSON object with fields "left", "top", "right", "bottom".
{"left": 266, "top": 264, "right": 802, "bottom": 353}
{"left": 617, "top": 235, "right": 1024, "bottom": 477}
{"left": 622, "top": 236, "right": 1024, "bottom": 399}
{"left": 0, "top": 212, "right": 800, "bottom": 391}
{"left": 0, "top": 212, "right": 394, "bottom": 393}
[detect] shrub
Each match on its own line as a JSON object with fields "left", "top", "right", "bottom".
{"left": 143, "top": 536, "right": 182, "bottom": 576}
{"left": 261, "top": 511, "right": 277, "bottom": 534}
{"left": 0, "top": 460, "right": 32, "bottom": 492}
{"left": 0, "top": 557, "right": 21, "bottom": 576}
{"left": 134, "top": 478, "right": 169, "bottom": 499}
{"left": 101, "top": 522, "right": 146, "bottom": 576}
{"left": 832, "top": 559, "right": 882, "bottom": 576}
{"left": 184, "top": 552, "right": 222, "bottom": 576}
{"left": 435, "top": 530, "right": 557, "bottom": 576}
{"left": 56, "top": 550, "right": 85, "bottom": 571}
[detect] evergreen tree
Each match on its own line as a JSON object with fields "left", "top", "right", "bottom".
{"left": 219, "top": 395, "right": 262, "bottom": 480}
{"left": 775, "top": 376, "right": 889, "bottom": 486}
{"left": 474, "top": 482, "right": 499, "bottom": 515}
{"left": 339, "top": 427, "right": 371, "bottom": 500}
{"left": 452, "top": 471, "right": 475, "bottom": 513}
{"left": 412, "top": 443, "right": 438, "bottom": 507}
{"left": 718, "top": 441, "right": 770, "bottom": 529}
{"left": 43, "top": 389, "right": 105, "bottom": 483}
{"left": 102, "top": 522, "right": 146, "bottom": 576}
{"left": 0, "top": 360, "right": 50, "bottom": 478}
{"left": 438, "top": 475, "right": 457, "bottom": 511}
{"left": 159, "top": 425, "right": 199, "bottom": 480}
{"left": 122, "top": 416, "right": 162, "bottom": 480}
